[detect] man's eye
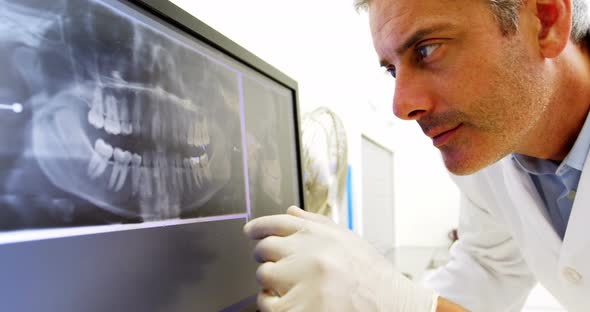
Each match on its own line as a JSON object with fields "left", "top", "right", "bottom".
{"left": 418, "top": 43, "right": 441, "bottom": 60}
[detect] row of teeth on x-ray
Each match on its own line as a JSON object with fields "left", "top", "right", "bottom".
{"left": 86, "top": 77, "right": 210, "bottom": 147}
{"left": 88, "top": 138, "right": 212, "bottom": 194}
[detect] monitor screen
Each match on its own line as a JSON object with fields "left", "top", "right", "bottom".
{"left": 0, "top": 0, "right": 304, "bottom": 311}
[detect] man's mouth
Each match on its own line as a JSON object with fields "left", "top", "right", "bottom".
{"left": 425, "top": 124, "right": 463, "bottom": 147}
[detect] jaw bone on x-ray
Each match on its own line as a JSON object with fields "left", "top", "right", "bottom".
{"left": 0, "top": 0, "right": 247, "bottom": 230}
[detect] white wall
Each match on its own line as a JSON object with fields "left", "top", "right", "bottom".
{"left": 169, "top": 0, "right": 459, "bottom": 247}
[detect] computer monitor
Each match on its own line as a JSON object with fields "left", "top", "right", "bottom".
{"left": 0, "top": 0, "right": 304, "bottom": 311}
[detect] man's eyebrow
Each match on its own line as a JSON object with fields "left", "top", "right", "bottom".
{"left": 379, "top": 23, "right": 456, "bottom": 67}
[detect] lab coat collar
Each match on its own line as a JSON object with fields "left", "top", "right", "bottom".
{"left": 560, "top": 150, "right": 590, "bottom": 263}
{"left": 503, "top": 149, "right": 590, "bottom": 264}
{"left": 501, "top": 157, "right": 562, "bottom": 255}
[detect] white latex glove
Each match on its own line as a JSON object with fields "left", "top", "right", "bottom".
{"left": 244, "top": 206, "right": 438, "bottom": 312}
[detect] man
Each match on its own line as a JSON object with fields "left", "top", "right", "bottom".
{"left": 243, "top": 0, "right": 590, "bottom": 310}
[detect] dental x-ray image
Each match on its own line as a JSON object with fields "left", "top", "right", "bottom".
{"left": 0, "top": 0, "right": 248, "bottom": 231}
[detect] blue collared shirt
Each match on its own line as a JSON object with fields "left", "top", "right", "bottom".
{"left": 512, "top": 113, "right": 590, "bottom": 240}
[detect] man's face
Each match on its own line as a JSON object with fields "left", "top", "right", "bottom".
{"left": 369, "top": 0, "right": 551, "bottom": 175}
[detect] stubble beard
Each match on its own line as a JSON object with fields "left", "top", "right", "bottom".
{"left": 440, "top": 36, "right": 550, "bottom": 176}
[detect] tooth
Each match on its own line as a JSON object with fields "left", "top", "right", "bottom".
{"left": 152, "top": 154, "right": 168, "bottom": 218}
{"left": 151, "top": 102, "right": 161, "bottom": 141}
{"left": 183, "top": 158, "right": 193, "bottom": 190}
{"left": 197, "top": 123, "right": 205, "bottom": 146}
{"left": 185, "top": 116, "right": 193, "bottom": 145}
{"left": 193, "top": 122, "right": 201, "bottom": 146}
{"left": 119, "top": 96, "right": 132, "bottom": 135}
{"left": 131, "top": 153, "right": 142, "bottom": 195}
{"left": 192, "top": 123, "right": 199, "bottom": 146}
{"left": 203, "top": 119, "right": 210, "bottom": 145}
{"left": 195, "top": 122, "right": 203, "bottom": 146}
{"left": 162, "top": 103, "right": 171, "bottom": 144}
{"left": 139, "top": 158, "right": 155, "bottom": 220}
{"left": 155, "top": 154, "right": 168, "bottom": 196}
{"left": 183, "top": 115, "right": 191, "bottom": 146}
{"left": 200, "top": 154, "right": 211, "bottom": 181}
{"left": 104, "top": 94, "right": 121, "bottom": 135}
{"left": 121, "top": 123, "right": 132, "bottom": 135}
{"left": 187, "top": 122, "right": 196, "bottom": 146}
{"left": 88, "top": 139, "right": 113, "bottom": 179}
{"left": 200, "top": 153, "right": 208, "bottom": 165}
{"left": 132, "top": 92, "right": 142, "bottom": 136}
{"left": 172, "top": 117, "right": 179, "bottom": 146}
{"left": 175, "top": 107, "right": 184, "bottom": 146}
{"left": 158, "top": 88, "right": 167, "bottom": 141}
{"left": 88, "top": 86, "right": 105, "bottom": 129}
{"left": 190, "top": 157, "right": 202, "bottom": 188}
{"left": 152, "top": 153, "right": 161, "bottom": 194}
{"left": 181, "top": 110, "right": 189, "bottom": 146}
{"left": 109, "top": 148, "right": 132, "bottom": 191}
{"left": 172, "top": 110, "right": 179, "bottom": 145}
{"left": 168, "top": 161, "right": 178, "bottom": 197}
{"left": 198, "top": 123, "right": 205, "bottom": 147}
{"left": 171, "top": 155, "right": 183, "bottom": 195}
{"left": 139, "top": 153, "right": 153, "bottom": 198}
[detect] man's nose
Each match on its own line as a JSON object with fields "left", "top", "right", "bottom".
{"left": 392, "top": 73, "right": 434, "bottom": 121}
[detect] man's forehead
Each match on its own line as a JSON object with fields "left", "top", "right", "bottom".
{"left": 368, "top": 0, "right": 441, "bottom": 61}
{"left": 369, "top": 0, "right": 465, "bottom": 35}
{"left": 368, "top": 0, "right": 487, "bottom": 62}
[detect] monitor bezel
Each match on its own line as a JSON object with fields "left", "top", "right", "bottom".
{"left": 126, "top": 0, "right": 307, "bottom": 211}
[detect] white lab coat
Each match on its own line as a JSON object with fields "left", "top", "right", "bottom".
{"left": 424, "top": 154, "right": 590, "bottom": 311}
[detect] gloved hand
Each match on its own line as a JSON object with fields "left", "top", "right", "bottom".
{"left": 243, "top": 206, "right": 438, "bottom": 311}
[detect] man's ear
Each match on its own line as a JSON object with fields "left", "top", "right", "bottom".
{"left": 535, "top": 0, "right": 573, "bottom": 58}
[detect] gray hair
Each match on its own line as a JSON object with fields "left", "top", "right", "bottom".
{"left": 354, "top": 0, "right": 590, "bottom": 44}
